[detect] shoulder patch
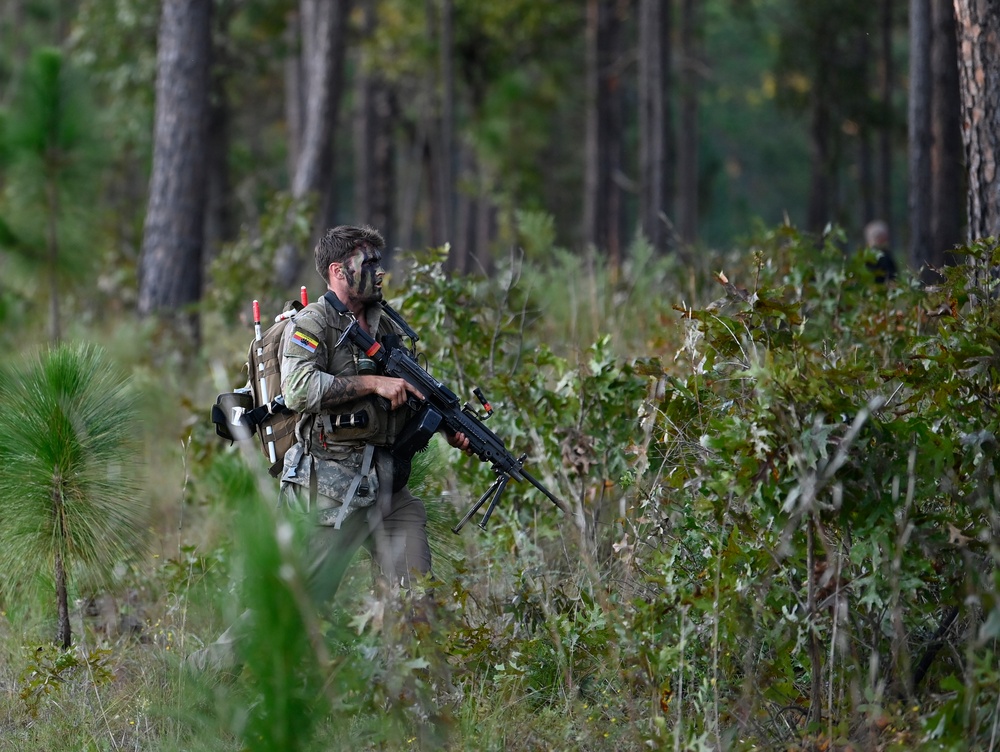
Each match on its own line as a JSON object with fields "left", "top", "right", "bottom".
{"left": 291, "top": 329, "right": 319, "bottom": 353}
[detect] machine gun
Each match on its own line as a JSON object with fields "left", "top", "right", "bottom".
{"left": 327, "top": 292, "right": 568, "bottom": 533}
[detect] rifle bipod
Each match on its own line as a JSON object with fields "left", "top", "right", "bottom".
{"left": 452, "top": 453, "right": 568, "bottom": 533}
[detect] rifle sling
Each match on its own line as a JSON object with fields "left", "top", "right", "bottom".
{"left": 331, "top": 444, "right": 376, "bottom": 530}
{"left": 322, "top": 291, "right": 418, "bottom": 347}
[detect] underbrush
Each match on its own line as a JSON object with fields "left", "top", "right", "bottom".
{"left": 1, "top": 225, "right": 998, "bottom": 750}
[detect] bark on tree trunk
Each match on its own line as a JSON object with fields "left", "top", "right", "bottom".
{"left": 952, "top": 0, "right": 1000, "bottom": 241}
{"left": 55, "top": 549, "right": 70, "bottom": 649}
{"left": 353, "top": 0, "right": 396, "bottom": 263}
{"left": 638, "top": 0, "right": 673, "bottom": 254}
{"left": 583, "top": 0, "right": 623, "bottom": 268}
{"left": 284, "top": 8, "right": 303, "bottom": 181}
{"left": 138, "top": 0, "right": 212, "bottom": 340}
{"left": 3, "top": 1, "right": 28, "bottom": 70}
{"left": 275, "top": 0, "right": 352, "bottom": 288}
{"left": 397, "top": 120, "right": 423, "bottom": 252}
{"left": 452, "top": 145, "right": 475, "bottom": 274}
{"left": 858, "top": 32, "right": 876, "bottom": 226}
{"left": 930, "top": 0, "right": 963, "bottom": 268}
{"left": 46, "top": 176, "right": 60, "bottom": 343}
{"left": 878, "top": 0, "right": 895, "bottom": 232}
{"left": 807, "top": 30, "right": 835, "bottom": 233}
{"left": 417, "top": 0, "right": 455, "bottom": 258}
{"left": 909, "top": 0, "right": 934, "bottom": 268}
{"left": 439, "top": 0, "right": 456, "bottom": 262}
{"left": 677, "top": 0, "right": 700, "bottom": 245}
{"left": 53, "top": 478, "right": 70, "bottom": 648}
{"left": 205, "top": 40, "right": 233, "bottom": 263}
{"left": 475, "top": 178, "right": 496, "bottom": 275}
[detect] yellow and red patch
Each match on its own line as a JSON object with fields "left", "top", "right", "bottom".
{"left": 291, "top": 330, "right": 319, "bottom": 353}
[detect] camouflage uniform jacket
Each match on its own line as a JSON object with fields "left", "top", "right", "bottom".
{"left": 278, "top": 294, "right": 414, "bottom": 525}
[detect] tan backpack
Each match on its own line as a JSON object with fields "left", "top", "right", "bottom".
{"left": 212, "top": 297, "right": 303, "bottom": 477}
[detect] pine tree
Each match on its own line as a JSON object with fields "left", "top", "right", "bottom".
{"left": 1, "top": 47, "right": 102, "bottom": 343}
{"left": 0, "top": 344, "right": 145, "bottom": 647}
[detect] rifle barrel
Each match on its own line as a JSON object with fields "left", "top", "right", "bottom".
{"left": 521, "top": 467, "right": 570, "bottom": 514}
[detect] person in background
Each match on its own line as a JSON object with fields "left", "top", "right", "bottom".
{"left": 863, "top": 219, "right": 898, "bottom": 284}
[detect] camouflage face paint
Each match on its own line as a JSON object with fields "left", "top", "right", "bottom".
{"left": 342, "top": 245, "right": 384, "bottom": 304}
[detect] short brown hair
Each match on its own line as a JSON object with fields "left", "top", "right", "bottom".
{"left": 314, "top": 225, "right": 385, "bottom": 283}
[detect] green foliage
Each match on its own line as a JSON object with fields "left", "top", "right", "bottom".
{"left": 383, "top": 226, "right": 1000, "bottom": 749}
{"left": 0, "top": 344, "right": 146, "bottom": 621}
{"left": 70, "top": 0, "right": 159, "bottom": 147}
{"left": 207, "top": 191, "right": 316, "bottom": 323}
{"left": 621, "top": 228, "right": 1000, "bottom": 748}
{"left": 0, "top": 46, "right": 105, "bottom": 340}
{"left": 227, "top": 463, "right": 326, "bottom": 751}
{"left": 370, "top": 0, "right": 583, "bottom": 228}
{"left": 19, "top": 644, "right": 114, "bottom": 717}
{"left": 2, "top": 46, "right": 102, "bottom": 266}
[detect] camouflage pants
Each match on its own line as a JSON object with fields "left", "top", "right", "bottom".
{"left": 282, "top": 480, "right": 432, "bottom": 602}
{"left": 185, "top": 481, "right": 431, "bottom": 673}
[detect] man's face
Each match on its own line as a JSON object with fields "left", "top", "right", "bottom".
{"left": 338, "top": 245, "right": 384, "bottom": 304}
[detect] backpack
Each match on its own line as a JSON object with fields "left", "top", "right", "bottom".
{"left": 212, "top": 297, "right": 303, "bottom": 477}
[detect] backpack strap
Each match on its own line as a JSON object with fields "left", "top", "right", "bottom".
{"left": 245, "top": 394, "right": 291, "bottom": 428}
{"left": 322, "top": 291, "right": 419, "bottom": 348}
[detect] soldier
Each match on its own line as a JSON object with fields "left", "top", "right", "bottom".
{"left": 279, "top": 224, "right": 469, "bottom": 604}
{"left": 188, "top": 225, "right": 469, "bottom": 672}
{"left": 863, "top": 219, "right": 898, "bottom": 283}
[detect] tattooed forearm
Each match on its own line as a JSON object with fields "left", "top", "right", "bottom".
{"left": 319, "top": 375, "right": 368, "bottom": 412}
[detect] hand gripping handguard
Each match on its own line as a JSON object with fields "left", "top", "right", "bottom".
{"left": 330, "top": 295, "right": 568, "bottom": 533}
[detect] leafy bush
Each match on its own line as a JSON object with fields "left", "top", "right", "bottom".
{"left": 619, "top": 228, "right": 1000, "bottom": 749}
{"left": 390, "top": 226, "right": 1000, "bottom": 750}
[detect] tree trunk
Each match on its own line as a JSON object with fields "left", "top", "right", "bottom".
{"left": 439, "top": 0, "right": 456, "bottom": 260}
{"left": 453, "top": 145, "right": 475, "bottom": 274}
{"left": 952, "top": 0, "right": 1000, "bottom": 241}
{"left": 878, "top": 0, "right": 895, "bottom": 232}
{"left": 909, "top": 0, "right": 934, "bottom": 268}
{"left": 397, "top": 121, "right": 423, "bottom": 252}
{"left": 422, "top": 132, "right": 443, "bottom": 246}
{"left": 930, "top": 0, "right": 963, "bottom": 269}
{"left": 137, "top": 0, "right": 212, "bottom": 339}
{"left": 284, "top": 8, "right": 303, "bottom": 181}
{"left": 677, "top": 0, "right": 700, "bottom": 245}
{"left": 205, "top": 20, "right": 234, "bottom": 263}
{"left": 858, "top": 32, "right": 876, "bottom": 226}
{"left": 638, "top": 0, "right": 673, "bottom": 254}
{"left": 46, "top": 175, "right": 60, "bottom": 343}
{"left": 353, "top": 0, "right": 396, "bottom": 263}
{"left": 418, "top": 0, "right": 454, "bottom": 256}
{"left": 2, "top": 2, "right": 27, "bottom": 83}
{"left": 475, "top": 177, "right": 496, "bottom": 275}
{"left": 583, "top": 0, "right": 623, "bottom": 268}
{"left": 275, "top": 0, "right": 352, "bottom": 288}
{"left": 807, "top": 31, "right": 835, "bottom": 233}
{"left": 53, "top": 479, "right": 70, "bottom": 648}
{"left": 55, "top": 548, "right": 70, "bottom": 648}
